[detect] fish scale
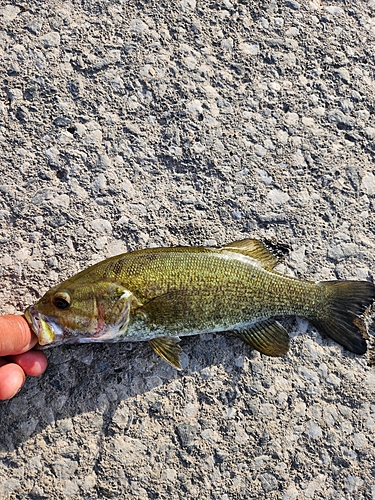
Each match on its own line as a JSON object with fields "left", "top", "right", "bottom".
{"left": 85, "top": 249, "right": 310, "bottom": 316}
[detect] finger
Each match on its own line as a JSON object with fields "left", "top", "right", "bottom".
{"left": 7, "top": 351, "right": 48, "bottom": 377}
{"left": 0, "top": 363, "right": 26, "bottom": 400}
{"left": 0, "top": 315, "right": 37, "bottom": 356}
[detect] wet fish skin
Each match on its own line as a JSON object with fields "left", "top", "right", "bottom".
{"left": 24, "top": 239, "right": 375, "bottom": 368}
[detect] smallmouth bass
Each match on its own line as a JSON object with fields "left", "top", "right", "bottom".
{"left": 24, "top": 239, "right": 375, "bottom": 368}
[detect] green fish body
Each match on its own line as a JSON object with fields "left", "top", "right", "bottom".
{"left": 24, "top": 239, "right": 375, "bottom": 368}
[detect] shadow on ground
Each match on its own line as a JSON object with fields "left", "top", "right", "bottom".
{"left": 0, "top": 332, "right": 252, "bottom": 451}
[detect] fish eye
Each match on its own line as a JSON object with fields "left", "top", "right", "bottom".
{"left": 52, "top": 291, "right": 71, "bottom": 309}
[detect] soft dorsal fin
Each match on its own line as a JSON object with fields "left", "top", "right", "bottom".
{"left": 221, "top": 238, "right": 289, "bottom": 270}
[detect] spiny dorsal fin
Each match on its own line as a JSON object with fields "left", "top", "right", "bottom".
{"left": 149, "top": 337, "right": 182, "bottom": 369}
{"left": 236, "top": 319, "right": 290, "bottom": 356}
{"left": 222, "top": 238, "right": 289, "bottom": 270}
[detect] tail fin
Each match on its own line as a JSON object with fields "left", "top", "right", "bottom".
{"left": 313, "top": 281, "right": 375, "bottom": 355}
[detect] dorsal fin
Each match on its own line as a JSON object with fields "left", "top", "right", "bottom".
{"left": 221, "top": 238, "right": 289, "bottom": 270}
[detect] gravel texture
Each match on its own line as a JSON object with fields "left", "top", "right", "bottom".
{"left": 1, "top": 0, "right": 375, "bottom": 498}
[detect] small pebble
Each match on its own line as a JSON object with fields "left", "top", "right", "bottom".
{"left": 299, "top": 366, "right": 319, "bottom": 385}
{"left": 260, "top": 473, "right": 278, "bottom": 493}
{"left": 26, "top": 18, "right": 43, "bottom": 34}
{"left": 39, "top": 31, "right": 60, "bottom": 48}
{"left": 253, "top": 144, "right": 267, "bottom": 157}
{"left": 283, "top": 487, "right": 299, "bottom": 500}
{"left": 335, "top": 67, "right": 351, "bottom": 83}
{"left": 2, "top": 4, "right": 20, "bottom": 21}
{"left": 186, "top": 99, "right": 203, "bottom": 114}
{"left": 344, "top": 475, "right": 364, "bottom": 494}
{"left": 129, "top": 19, "right": 149, "bottom": 33}
{"left": 221, "top": 38, "right": 234, "bottom": 51}
{"left": 238, "top": 43, "right": 259, "bottom": 55}
{"left": 305, "top": 420, "right": 322, "bottom": 439}
{"left": 326, "top": 373, "right": 341, "bottom": 387}
{"left": 83, "top": 129, "right": 102, "bottom": 146}
{"left": 325, "top": 6, "right": 345, "bottom": 15}
{"left": 201, "top": 429, "right": 221, "bottom": 443}
{"left": 285, "top": 0, "right": 300, "bottom": 9}
{"left": 180, "top": 0, "right": 196, "bottom": 11}
{"left": 90, "top": 219, "right": 113, "bottom": 234}
{"left": 361, "top": 173, "right": 375, "bottom": 195}
{"left": 267, "top": 189, "right": 290, "bottom": 205}
{"left": 364, "top": 127, "right": 375, "bottom": 140}
{"left": 323, "top": 406, "right": 338, "bottom": 426}
{"left": 284, "top": 112, "right": 299, "bottom": 126}
{"left": 352, "top": 432, "right": 368, "bottom": 450}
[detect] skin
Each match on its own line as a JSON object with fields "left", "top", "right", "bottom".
{"left": 0, "top": 315, "right": 48, "bottom": 401}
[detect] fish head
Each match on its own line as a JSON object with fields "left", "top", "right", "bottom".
{"left": 24, "top": 281, "right": 138, "bottom": 347}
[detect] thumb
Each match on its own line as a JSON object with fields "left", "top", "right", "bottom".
{"left": 0, "top": 315, "right": 37, "bottom": 356}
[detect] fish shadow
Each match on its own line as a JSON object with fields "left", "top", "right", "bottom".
{"left": 0, "top": 324, "right": 369, "bottom": 452}
{"left": 0, "top": 332, "right": 251, "bottom": 451}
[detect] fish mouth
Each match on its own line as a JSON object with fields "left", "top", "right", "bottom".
{"left": 24, "top": 305, "right": 64, "bottom": 348}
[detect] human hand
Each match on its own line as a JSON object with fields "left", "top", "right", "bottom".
{"left": 0, "top": 315, "right": 48, "bottom": 400}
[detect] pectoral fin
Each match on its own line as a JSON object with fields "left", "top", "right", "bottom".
{"left": 236, "top": 319, "right": 290, "bottom": 356}
{"left": 136, "top": 290, "right": 191, "bottom": 326}
{"left": 149, "top": 337, "right": 182, "bottom": 369}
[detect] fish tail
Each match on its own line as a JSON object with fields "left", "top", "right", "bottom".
{"left": 313, "top": 281, "right": 375, "bottom": 354}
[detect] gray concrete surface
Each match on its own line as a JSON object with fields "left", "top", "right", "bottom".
{"left": 1, "top": 0, "right": 375, "bottom": 498}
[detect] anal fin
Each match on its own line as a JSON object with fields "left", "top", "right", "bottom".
{"left": 149, "top": 337, "right": 182, "bottom": 369}
{"left": 236, "top": 319, "right": 290, "bottom": 357}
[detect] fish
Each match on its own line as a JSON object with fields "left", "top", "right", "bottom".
{"left": 24, "top": 238, "right": 375, "bottom": 369}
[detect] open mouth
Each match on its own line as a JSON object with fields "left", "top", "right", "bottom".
{"left": 24, "top": 305, "right": 59, "bottom": 347}
{"left": 24, "top": 306, "right": 39, "bottom": 337}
